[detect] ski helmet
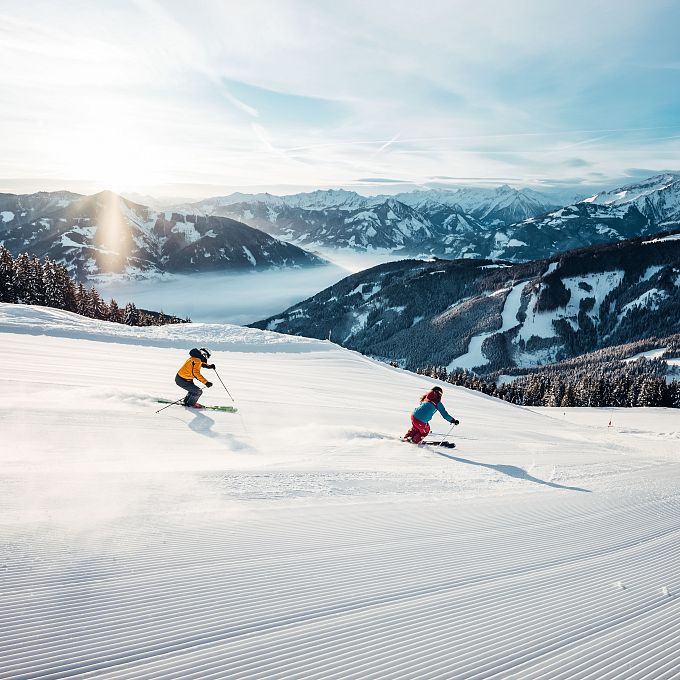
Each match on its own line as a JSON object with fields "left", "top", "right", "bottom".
{"left": 432, "top": 386, "right": 443, "bottom": 394}
{"left": 199, "top": 347, "right": 211, "bottom": 359}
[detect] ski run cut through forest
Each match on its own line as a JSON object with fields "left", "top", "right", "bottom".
{"left": 2, "top": 304, "right": 680, "bottom": 679}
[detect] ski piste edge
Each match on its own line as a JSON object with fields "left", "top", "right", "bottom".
{"left": 156, "top": 399, "right": 238, "bottom": 413}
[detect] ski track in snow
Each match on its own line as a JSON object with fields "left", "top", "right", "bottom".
{"left": 2, "top": 304, "right": 680, "bottom": 679}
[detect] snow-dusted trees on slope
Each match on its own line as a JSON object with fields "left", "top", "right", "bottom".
{"left": 418, "top": 350, "right": 680, "bottom": 409}
{"left": 0, "top": 246, "right": 188, "bottom": 327}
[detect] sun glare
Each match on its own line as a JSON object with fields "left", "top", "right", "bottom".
{"left": 61, "top": 115, "right": 162, "bottom": 193}
{"left": 94, "top": 189, "right": 131, "bottom": 274}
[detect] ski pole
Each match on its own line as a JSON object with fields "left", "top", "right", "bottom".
{"left": 213, "top": 368, "right": 235, "bottom": 402}
{"left": 437, "top": 421, "right": 457, "bottom": 449}
{"left": 155, "top": 397, "right": 184, "bottom": 414}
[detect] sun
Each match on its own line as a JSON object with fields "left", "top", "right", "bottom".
{"left": 59, "top": 115, "right": 164, "bottom": 193}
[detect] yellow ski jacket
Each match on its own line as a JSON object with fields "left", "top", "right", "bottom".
{"left": 177, "top": 357, "right": 208, "bottom": 385}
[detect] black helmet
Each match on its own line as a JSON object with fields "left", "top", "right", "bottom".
{"left": 432, "top": 386, "right": 443, "bottom": 394}
{"left": 189, "top": 347, "right": 210, "bottom": 362}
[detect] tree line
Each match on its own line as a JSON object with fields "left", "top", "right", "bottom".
{"left": 416, "top": 360, "right": 680, "bottom": 409}
{"left": 0, "top": 246, "right": 188, "bottom": 326}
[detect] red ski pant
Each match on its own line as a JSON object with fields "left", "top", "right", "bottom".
{"left": 405, "top": 415, "right": 430, "bottom": 444}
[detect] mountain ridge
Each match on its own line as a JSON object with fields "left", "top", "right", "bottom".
{"left": 251, "top": 229, "right": 680, "bottom": 374}
{"left": 174, "top": 174, "right": 680, "bottom": 261}
{"left": 0, "top": 190, "right": 325, "bottom": 280}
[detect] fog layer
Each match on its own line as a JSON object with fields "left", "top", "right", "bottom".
{"left": 96, "top": 265, "right": 348, "bottom": 325}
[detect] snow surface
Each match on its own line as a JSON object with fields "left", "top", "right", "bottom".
{"left": 644, "top": 233, "right": 680, "bottom": 245}
{"left": 624, "top": 348, "right": 668, "bottom": 363}
{"left": 241, "top": 245, "right": 257, "bottom": 266}
{"left": 447, "top": 282, "right": 525, "bottom": 371}
{"left": 2, "top": 304, "right": 680, "bottom": 678}
{"left": 622, "top": 347, "right": 680, "bottom": 370}
{"left": 0, "top": 210, "right": 15, "bottom": 222}
{"left": 619, "top": 288, "right": 668, "bottom": 320}
{"left": 170, "top": 220, "right": 202, "bottom": 243}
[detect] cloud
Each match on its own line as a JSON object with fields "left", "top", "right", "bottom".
{"left": 222, "top": 79, "right": 347, "bottom": 126}
{"left": 562, "top": 158, "right": 592, "bottom": 168}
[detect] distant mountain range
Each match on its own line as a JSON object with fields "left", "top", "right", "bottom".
{"left": 252, "top": 229, "right": 680, "bottom": 374}
{"left": 2, "top": 173, "right": 679, "bottom": 284}
{"left": 173, "top": 185, "right": 560, "bottom": 257}
{"left": 171, "top": 174, "right": 680, "bottom": 262}
{"left": 0, "top": 191, "right": 324, "bottom": 280}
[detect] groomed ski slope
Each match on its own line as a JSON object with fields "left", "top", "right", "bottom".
{"left": 1, "top": 304, "right": 680, "bottom": 679}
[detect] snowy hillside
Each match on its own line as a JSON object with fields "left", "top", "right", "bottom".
{"left": 255, "top": 229, "right": 680, "bottom": 372}
{"left": 2, "top": 303, "right": 680, "bottom": 678}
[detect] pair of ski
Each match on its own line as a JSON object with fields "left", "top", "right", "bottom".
{"left": 156, "top": 399, "right": 238, "bottom": 413}
{"left": 401, "top": 437, "right": 456, "bottom": 449}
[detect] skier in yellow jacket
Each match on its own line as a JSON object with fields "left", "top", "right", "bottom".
{"left": 175, "top": 348, "right": 215, "bottom": 408}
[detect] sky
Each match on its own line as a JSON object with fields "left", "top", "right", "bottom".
{"left": 1, "top": 0, "right": 679, "bottom": 199}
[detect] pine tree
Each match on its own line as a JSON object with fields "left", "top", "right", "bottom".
{"left": 108, "top": 299, "right": 123, "bottom": 323}
{"left": 14, "top": 253, "right": 31, "bottom": 303}
{"left": 56, "top": 263, "right": 78, "bottom": 312}
{"left": 0, "top": 246, "right": 16, "bottom": 303}
{"left": 76, "top": 283, "right": 91, "bottom": 316}
{"left": 42, "top": 257, "right": 66, "bottom": 309}
{"left": 123, "top": 302, "right": 140, "bottom": 326}
{"left": 670, "top": 382, "right": 680, "bottom": 409}
{"left": 27, "top": 257, "right": 46, "bottom": 305}
{"left": 560, "top": 384, "right": 575, "bottom": 407}
{"left": 89, "top": 286, "right": 107, "bottom": 319}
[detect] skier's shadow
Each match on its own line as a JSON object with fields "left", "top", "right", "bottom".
{"left": 435, "top": 451, "right": 591, "bottom": 492}
{"left": 187, "top": 411, "right": 251, "bottom": 451}
{"left": 188, "top": 410, "right": 217, "bottom": 437}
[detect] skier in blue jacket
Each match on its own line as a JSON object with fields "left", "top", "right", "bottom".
{"left": 403, "top": 386, "right": 459, "bottom": 444}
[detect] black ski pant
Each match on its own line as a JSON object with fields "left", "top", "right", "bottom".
{"left": 175, "top": 374, "right": 203, "bottom": 406}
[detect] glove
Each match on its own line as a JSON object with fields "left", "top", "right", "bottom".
{"left": 205, "top": 381, "right": 213, "bottom": 388}
{"left": 452, "top": 418, "right": 460, "bottom": 426}
{"left": 205, "top": 364, "right": 216, "bottom": 369}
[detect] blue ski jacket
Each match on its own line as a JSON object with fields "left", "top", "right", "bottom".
{"left": 412, "top": 399, "right": 454, "bottom": 424}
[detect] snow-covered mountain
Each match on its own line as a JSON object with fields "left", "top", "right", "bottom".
{"left": 3, "top": 303, "right": 680, "bottom": 678}
{"left": 182, "top": 178, "right": 680, "bottom": 260}
{"left": 6, "top": 175, "right": 680, "bottom": 272}
{"left": 181, "top": 185, "right": 561, "bottom": 257}
{"left": 0, "top": 190, "right": 81, "bottom": 227}
{"left": 254, "top": 229, "right": 680, "bottom": 373}
{"left": 461, "top": 201, "right": 655, "bottom": 261}
{"left": 583, "top": 172, "right": 680, "bottom": 224}
{"left": 214, "top": 198, "right": 443, "bottom": 252}
{"left": 393, "top": 184, "right": 560, "bottom": 226}
{"left": 0, "top": 191, "right": 325, "bottom": 280}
